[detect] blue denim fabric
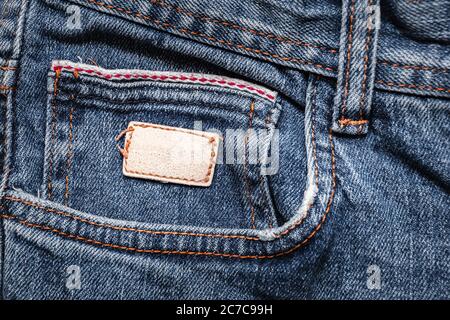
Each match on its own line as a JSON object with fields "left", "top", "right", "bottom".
{"left": 0, "top": 0, "right": 449, "bottom": 299}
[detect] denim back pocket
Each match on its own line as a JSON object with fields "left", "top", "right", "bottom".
{"left": 44, "top": 60, "right": 281, "bottom": 230}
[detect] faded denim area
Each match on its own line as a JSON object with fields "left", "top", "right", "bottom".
{"left": 0, "top": 0, "right": 449, "bottom": 299}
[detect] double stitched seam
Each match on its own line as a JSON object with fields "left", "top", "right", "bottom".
{"left": 340, "top": 0, "right": 356, "bottom": 123}
{"left": 243, "top": 100, "right": 256, "bottom": 229}
{"left": 0, "top": 129, "right": 335, "bottom": 259}
{"left": 64, "top": 105, "right": 75, "bottom": 205}
{"left": 357, "top": 0, "right": 373, "bottom": 127}
{"left": 79, "top": 1, "right": 446, "bottom": 92}
{"left": 375, "top": 80, "right": 450, "bottom": 93}
{"left": 378, "top": 61, "right": 449, "bottom": 74}
{"left": 123, "top": 123, "right": 217, "bottom": 183}
{"left": 47, "top": 70, "right": 61, "bottom": 200}
{"left": 89, "top": 0, "right": 448, "bottom": 79}
{"left": 86, "top": 0, "right": 337, "bottom": 73}
{"left": 1, "top": 196, "right": 259, "bottom": 240}
{"left": 147, "top": 0, "right": 338, "bottom": 54}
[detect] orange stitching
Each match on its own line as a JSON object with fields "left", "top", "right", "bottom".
{"left": 147, "top": 0, "right": 338, "bottom": 54}
{"left": 115, "top": 127, "right": 134, "bottom": 142}
{"left": 115, "top": 127, "right": 134, "bottom": 157}
{"left": 0, "top": 85, "right": 14, "bottom": 91}
{"left": 244, "top": 100, "right": 256, "bottom": 229}
{"left": 85, "top": 0, "right": 449, "bottom": 77}
{"left": 2, "top": 195, "right": 259, "bottom": 241}
{"left": 359, "top": 0, "right": 372, "bottom": 121}
{"left": 376, "top": 80, "right": 450, "bottom": 93}
{"left": 0, "top": 129, "right": 336, "bottom": 259}
{"left": 48, "top": 69, "right": 61, "bottom": 200}
{"left": 64, "top": 106, "right": 75, "bottom": 205}
{"left": 79, "top": 0, "right": 449, "bottom": 79}
{"left": 340, "top": 0, "right": 356, "bottom": 120}
{"left": 0, "top": 213, "right": 279, "bottom": 259}
{"left": 122, "top": 123, "right": 217, "bottom": 183}
{"left": 86, "top": 0, "right": 336, "bottom": 73}
{"left": 0, "top": 66, "right": 16, "bottom": 71}
{"left": 378, "top": 61, "right": 449, "bottom": 74}
{"left": 86, "top": 0, "right": 448, "bottom": 84}
{"left": 339, "top": 118, "right": 369, "bottom": 126}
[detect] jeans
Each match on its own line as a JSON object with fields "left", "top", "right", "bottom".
{"left": 0, "top": 0, "right": 449, "bottom": 299}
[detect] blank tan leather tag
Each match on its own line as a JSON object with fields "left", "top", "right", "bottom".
{"left": 120, "top": 122, "right": 220, "bottom": 187}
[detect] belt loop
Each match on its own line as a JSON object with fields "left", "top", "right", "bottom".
{"left": 332, "top": 0, "right": 380, "bottom": 135}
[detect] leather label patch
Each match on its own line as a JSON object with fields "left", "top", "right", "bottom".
{"left": 119, "top": 122, "right": 220, "bottom": 187}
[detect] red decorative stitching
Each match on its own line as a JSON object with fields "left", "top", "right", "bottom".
{"left": 53, "top": 64, "right": 277, "bottom": 102}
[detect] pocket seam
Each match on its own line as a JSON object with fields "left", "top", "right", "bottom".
{"left": 0, "top": 126, "right": 335, "bottom": 259}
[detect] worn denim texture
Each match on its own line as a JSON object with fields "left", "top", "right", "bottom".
{"left": 0, "top": 0, "right": 449, "bottom": 299}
